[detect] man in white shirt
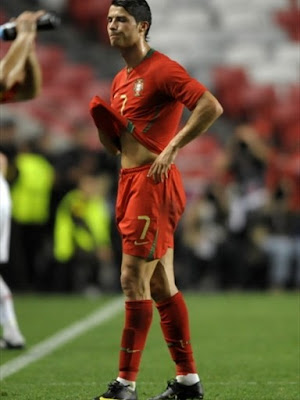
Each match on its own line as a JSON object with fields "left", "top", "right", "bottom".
{"left": 0, "top": 152, "right": 25, "bottom": 349}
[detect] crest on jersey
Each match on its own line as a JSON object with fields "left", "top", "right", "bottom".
{"left": 133, "top": 79, "right": 144, "bottom": 97}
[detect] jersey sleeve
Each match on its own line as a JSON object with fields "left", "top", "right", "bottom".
{"left": 159, "top": 58, "right": 207, "bottom": 110}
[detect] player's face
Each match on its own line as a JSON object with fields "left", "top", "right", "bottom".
{"left": 107, "top": 5, "right": 141, "bottom": 48}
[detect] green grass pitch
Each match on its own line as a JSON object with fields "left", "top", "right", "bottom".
{"left": 0, "top": 292, "right": 299, "bottom": 400}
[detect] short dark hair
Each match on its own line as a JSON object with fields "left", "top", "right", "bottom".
{"left": 111, "top": 0, "right": 152, "bottom": 40}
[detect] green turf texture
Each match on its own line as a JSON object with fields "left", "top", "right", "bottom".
{"left": 0, "top": 292, "right": 299, "bottom": 400}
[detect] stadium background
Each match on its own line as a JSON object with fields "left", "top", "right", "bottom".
{"left": 0, "top": 0, "right": 299, "bottom": 294}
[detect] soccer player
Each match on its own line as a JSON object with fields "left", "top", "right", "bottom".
{"left": 90, "top": 1, "right": 223, "bottom": 399}
{"left": 0, "top": 152, "right": 25, "bottom": 349}
{"left": 0, "top": 10, "right": 44, "bottom": 103}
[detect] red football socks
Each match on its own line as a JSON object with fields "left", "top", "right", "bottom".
{"left": 119, "top": 299, "right": 153, "bottom": 381}
{"left": 156, "top": 291, "right": 197, "bottom": 375}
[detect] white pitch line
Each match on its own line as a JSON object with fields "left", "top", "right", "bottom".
{"left": 0, "top": 296, "right": 124, "bottom": 381}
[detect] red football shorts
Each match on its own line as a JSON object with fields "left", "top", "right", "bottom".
{"left": 116, "top": 163, "right": 186, "bottom": 260}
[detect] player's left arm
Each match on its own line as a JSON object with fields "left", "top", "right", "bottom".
{"left": 148, "top": 91, "right": 223, "bottom": 182}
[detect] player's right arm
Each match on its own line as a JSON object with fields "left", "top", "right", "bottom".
{"left": 0, "top": 10, "right": 44, "bottom": 102}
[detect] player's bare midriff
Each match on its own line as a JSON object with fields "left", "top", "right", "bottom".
{"left": 120, "top": 130, "right": 157, "bottom": 168}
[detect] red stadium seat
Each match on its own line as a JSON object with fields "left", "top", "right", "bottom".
{"left": 272, "top": 102, "right": 299, "bottom": 132}
{"left": 281, "top": 123, "right": 300, "bottom": 152}
{"left": 250, "top": 118, "right": 274, "bottom": 142}
{"left": 212, "top": 66, "right": 249, "bottom": 119}
{"left": 274, "top": 6, "right": 300, "bottom": 41}
{"left": 0, "top": 9, "right": 8, "bottom": 25}
{"left": 179, "top": 135, "right": 221, "bottom": 157}
{"left": 177, "top": 136, "right": 223, "bottom": 198}
{"left": 213, "top": 66, "right": 249, "bottom": 93}
{"left": 54, "top": 63, "right": 96, "bottom": 94}
{"left": 83, "top": 79, "right": 112, "bottom": 103}
{"left": 240, "top": 84, "right": 277, "bottom": 120}
{"left": 68, "top": 0, "right": 110, "bottom": 29}
{"left": 36, "top": 45, "right": 66, "bottom": 83}
{"left": 287, "top": 84, "right": 300, "bottom": 106}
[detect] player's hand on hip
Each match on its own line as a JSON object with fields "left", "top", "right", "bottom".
{"left": 147, "top": 146, "right": 178, "bottom": 183}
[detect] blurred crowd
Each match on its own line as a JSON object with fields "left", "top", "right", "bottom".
{"left": 0, "top": 111, "right": 299, "bottom": 294}
{"left": 0, "top": 114, "right": 121, "bottom": 294}
{"left": 179, "top": 123, "right": 300, "bottom": 292}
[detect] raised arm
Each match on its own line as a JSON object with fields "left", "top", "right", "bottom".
{"left": 148, "top": 91, "right": 223, "bottom": 182}
{"left": 0, "top": 10, "right": 44, "bottom": 102}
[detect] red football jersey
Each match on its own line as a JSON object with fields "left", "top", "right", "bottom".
{"left": 110, "top": 49, "right": 207, "bottom": 154}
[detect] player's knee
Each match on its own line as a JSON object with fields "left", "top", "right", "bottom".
{"left": 120, "top": 269, "right": 148, "bottom": 298}
{"left": 120, "top": 270, "right": 134, "bottom": 294}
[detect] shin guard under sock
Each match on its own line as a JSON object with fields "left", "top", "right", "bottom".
{"left": 119, "top": 299, "right": 153, "bottom": 381}
{"left": 156, "top": 292, "right": 197, "bottom": 375}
